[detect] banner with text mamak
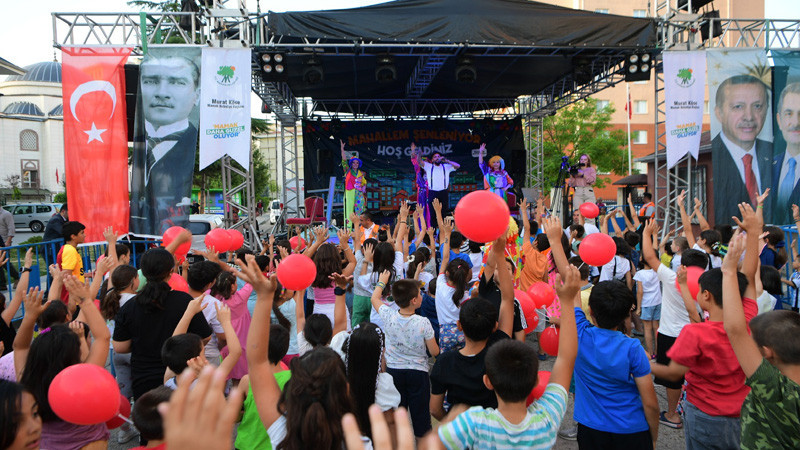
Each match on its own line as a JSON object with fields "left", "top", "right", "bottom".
{"left": 62, "top": 47, "right": 132, "bottom": 242}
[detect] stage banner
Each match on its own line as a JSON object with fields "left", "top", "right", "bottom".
{"left": 61, "top": 47, "right": 131, "bottom": 242}
{"left": 664, "top": 51, "right": 705, "bottom": 168}
{"left": 198, "top": 48, "right": 251, "bottom": 170}
{"left": 770, "top": 50, "right": 800, "bottom": 224}
{"left": 130, "top": 46, "right": 202, "bottom": 236}
{"left": 708, "top": 49, "right": 773, "bottom": 226}
{"left": 302, "top": 119, "right": 525, "bottom": 215}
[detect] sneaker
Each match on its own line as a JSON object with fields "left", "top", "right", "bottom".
{"left": 558, "top": 425, "right": 578, "bottom": 440}
{"left": 117, "top": 425, "right": 139, "bottom": 444}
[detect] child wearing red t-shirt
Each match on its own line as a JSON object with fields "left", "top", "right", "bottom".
{"left": 651, "top": 239, "right": 759, "bottom": 449}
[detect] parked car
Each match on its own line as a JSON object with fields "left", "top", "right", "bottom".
{"left": 187, "top": 214, "right": 224, "bottom": 254}
{"left": 3, "top": 203, "right": 62, "bottom": 232}
{"left": 269, "top": 200, "right": 283, "bottom": 224}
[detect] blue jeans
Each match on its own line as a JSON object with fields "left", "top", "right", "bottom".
{"left": 682, "top": 399, "right": 741, "bottom": 450}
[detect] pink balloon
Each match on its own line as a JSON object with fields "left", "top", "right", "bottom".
{"left": 454, "top": 190, "right": 510, "bottom": 243}
{"left": 515, "top": 289, "right": 540, "bottom": 333}
{"left": 526, "top": 371, "right": 552, "bottom": 406}
{"left": 276, "top": 254, "right": 317, "bottom": 291}
{"left": 168, "top": 273, "right": 190, "bottom": 293}
{"left": 579, "top": 233, "right": 616, "bottom": 267}
{"left": 49, "top": 364, "right": 120, "bottom": 425}
{"left": 227, "top": 229, "right": 245, "bottom": 251}
{"left": 163, "top": 226, "right": 191, "bottom": 256}
{"left": 579, "top": 202, "right": 600, "bottom": 219}
{"left": 527, "top": 282, "right": 556, "bottom": 309}
{"left": 674, "top": 266, "right": 704, "bottom": 300}
{"left": 205, "top": 228, "right": 233, "bottom": 253}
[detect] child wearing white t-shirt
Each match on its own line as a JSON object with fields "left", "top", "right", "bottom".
{"left": 633, "top": 259, "right": 662, "bottom": 359}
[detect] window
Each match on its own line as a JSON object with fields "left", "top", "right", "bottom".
{"left": 595, "top": 8, "right": 609, "bottom": 13}
{"left": 596, "top": 100, "right": 610, "bottom": 111}
{"left": 21, "top": 160, "right": 39, "bottom": 189}
{"left": 20, "top": 130, "right": 38, "bottom": 151}
{"left": 632, "top": 130, "right": 648, "bottom": 144}
{"left": 633, "top": 100, "right": 648, "bottom": 114}
{"left": 36, "top": 205, "right": 51, "bottom": 214}
{"left": 633, "top": 9, "right": 647, "bottom": 17}
{"left": 15, "top": 206, "right": 32, "bottom": 215}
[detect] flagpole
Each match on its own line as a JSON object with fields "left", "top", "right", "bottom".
{"left": 626, "top": 83, "right": 632, "bottom": 175}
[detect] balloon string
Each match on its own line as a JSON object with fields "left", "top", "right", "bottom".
{"left": 117, "top": 413, "right": 135, "bottom": 426}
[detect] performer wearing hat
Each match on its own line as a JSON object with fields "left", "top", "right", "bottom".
{"left": 478, "top": 143, "right": 514, "bottom": 200}
{"left": 341, "top": 140, "right": 367, "bottom": 230}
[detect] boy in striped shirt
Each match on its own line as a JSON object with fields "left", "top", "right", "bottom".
{"left": 437, "top": 219, "right": 579, "bottom": 450}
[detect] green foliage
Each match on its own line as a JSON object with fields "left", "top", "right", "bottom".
{"left": 127, "top": 1, "right": 181, "bottom": 11}
{"left": 20, "top": 236, "right": 43, "bottom": 245}
{"left": 53, "top": 193, "right": 67, "bottom": 203}
{"left": 540, "top": 98, "right": 628, "bottom": 189}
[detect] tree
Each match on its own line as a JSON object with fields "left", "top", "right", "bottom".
{"left": 540, "top": 98, "right": 628, "bottom": 190}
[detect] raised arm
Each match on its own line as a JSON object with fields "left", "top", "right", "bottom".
{"left": 627, "top": 193, "right": 642, "bottom": 229}
{"left": 330, "top": 273, "right": 351, "bottom": 336}
{"left": 445, "top": 156, "right": 460, "bottom": 170}
{"left": 368, "top": 270, "right": 392, "bottom": 313}
{"left": 215, "top": 303, "right": 242, "bottom": 380}
{"left": 13, "top": 288, "right": 47, "bottom": 379}
{"left": 492, "top": 236, "right": 514, "bottom": 337}
{"left": 165, "top": 229, "right": 192, "bottom": 256}
{"left": 676, "top": 190, "right": 695, "bottom": 247}
{"left": 642, "top": 219, "right": 663, "bottom": 271}
{"left": 63, "top": 275, "right": 111, "bottom": 367}
{"left": 432, "top": 199, "right": 445, "bottom": 234}
{"left": 543, "top": 216, "right": 569, "bottom": 276}
{"left": 693, "top": 198, "right": 710, "bottom": 231}
{"left": 238, "top": 255, "right": 282, "bottom": 428}
{"left": 173, "top": 296, "right": 206, "bottom": 336}
{"left": 609, "top": 209, "right": 625, "bottom": 237}
{"left": 733, "top": 202, "right": 762, "bottom": 301}
{"left": 676, "top": 267, "right": 702, "bottom": 323}
{"left": 395, "top": 201, "right": 410, "bottom": 253}
{"left": 0, "top": 250, "right": 23, "bottom": 326}
{"left": 549, "top": 265, "right": 580, "bottom": 391}
{"left": 721, "top": 233, "right": 761, "bottom": 377}
{"left": 600, "top": 209, "right": 614, "bottom": 235}
{"left": 519, "top": 198, "right": 531, "bottom": 244}
{"left": 438, "top": 217, "right": 453, "bottom": 273}
{"left": 338, "top": 229, "right": 357, "bottom": 277}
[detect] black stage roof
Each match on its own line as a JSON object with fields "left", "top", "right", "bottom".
{"left": 265, "top": 0, "right": 658, "bottom": 113}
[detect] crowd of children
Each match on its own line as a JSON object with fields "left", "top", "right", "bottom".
{"left": 1, "top": 189, "right": 799, "bottom": 450}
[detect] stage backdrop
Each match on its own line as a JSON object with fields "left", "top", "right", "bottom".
{"left": 61, "top": 47, "right": 131, "bottom": 242}
{"left": 771, "top": 50, "right": 800, "bottom": 225}
{"left": 302, "top": 119, "right": 525, "bottom": 214}
{"left": 130, "top": 46, "right": 202, "bottom": 236}
{"left": 708, "top": 49, "right": 773, "bottom": 225}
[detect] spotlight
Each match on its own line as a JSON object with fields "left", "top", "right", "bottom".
{"left": 257, "top": 50, "right": 288, "bottom": 81}
{"left": 625, "top": 52, "right": 652, "bottom": 82}
{"left": 455, "top": 56, "right": 477, "bottom": 83}
{"left": 302, "top": 56, "right": 324, "bottom": 85}
{"left": 375, "top": 55, "right": 396, "bottom": 83}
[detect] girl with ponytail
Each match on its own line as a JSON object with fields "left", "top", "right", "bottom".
{"left": 212, "top": 271, "right": 252, "bottom": 383}
{"left": 112, "top": 248, "right": 212, "bottom": 399}
{"left": 435, "top": 217, "right": 472, "bottom": 353}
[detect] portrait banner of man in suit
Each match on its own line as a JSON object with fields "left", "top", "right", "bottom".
{"left": 771, "top": 51, "right": 800, "bottom": 225}
{"left": 708, "top": 49, "right": 773, "bottom": 225}
{"left": 130, "top": 47, "right": 201, "bottom": 236}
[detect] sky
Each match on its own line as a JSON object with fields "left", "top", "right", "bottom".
{"left": 2, "top": 0, "right": 799, "bottom": 68}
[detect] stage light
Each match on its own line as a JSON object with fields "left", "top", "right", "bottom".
{"left": 302, "top": 56, "right": 324, "bottom": 85}
{"left": 455, "top": 56, "right": 477, "bottom": 83}
{"left": 257, "top": 50, "right": 288, "bottom": 82}
{"left": 625, "top": 52, "right": 652, "bottom": 82}
{"left": 375, "top": 55, "right": 396, "bottom": 83}
{"left": 700, "top": 10, "right": 722, "bottom": 41}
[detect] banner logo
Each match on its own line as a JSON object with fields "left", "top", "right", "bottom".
{"left": 215, "top": 65, "right": 238, "bottom": 86}
{"left": 675, "top": 68, "right": 696, "bottom": 87}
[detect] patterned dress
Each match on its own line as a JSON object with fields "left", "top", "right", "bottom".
{"left": 411, "top": 151, "right": 431, "bottom": 226}
{"left": 479, "top": 160, "right": 514, "bottom": 200}
{"left": 341, "top": 160, "right": 366, "bottom": 229}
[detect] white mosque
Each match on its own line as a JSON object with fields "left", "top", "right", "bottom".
{"left": 0, "top": 60, "right": 64, "bottom": 201}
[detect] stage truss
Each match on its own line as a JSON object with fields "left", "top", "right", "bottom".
{"left": 52, "top": 1, "right": 800, "bottom": 237}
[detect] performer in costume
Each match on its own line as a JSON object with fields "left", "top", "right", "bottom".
{"left": 410, "top": 142, "right": 431, "bottom": 226}
{"left": 478, "top": 143, "right": 514, "bottom": 200}
{"left": 413, "top": 143, "right": 460, "bottom": 227}
{"left": 340, "top": 140, "right": 366, "bottom": 230}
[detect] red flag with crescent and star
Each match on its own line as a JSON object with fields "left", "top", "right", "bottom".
{"left": 62, "top": 47, "right": 131, "bottom": 242}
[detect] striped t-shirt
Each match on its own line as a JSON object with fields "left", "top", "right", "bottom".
{"left": 438, "top": 384, "right": 568, "bottom": 449}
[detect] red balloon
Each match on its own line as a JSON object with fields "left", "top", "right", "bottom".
{"left": 674, "top": 266, "right": 704, "bottom": 300}
{"left": 205, "top": 228, "right": 233, "bottom": 253}
{"left": 276, "top": 254, "right": 317, "bottom": 291}
{"left": 105, "top": 394, "right": 132, "bottom": 429}
{"left": 579, "top": 202, "right": 600, "bottom": 219}
{"left": 527, "top": 282, "right": 556, "bottom": 309}
{"left": 453, "top": 190, "right": 510, "bottom": 243}
{"left": 163, "top": 226, "right": 191, "bottom": 256}
{"left": 579, "top": 233, "right": 616, "bottom": 267}
{"left": 49, "top": 364, "right": 120, "bottom": 425}
{"left": 540, "top": 326, "right": 560, "bottom": 356}
{"left": 289, "top": 236, "right": 306, "bottom": 251}
{"left": 515, "top": 289, "right": 540, "bottom": 333}
{"left": 526, "top": 370, "right": 552, "bottom": 406}
{"left": 168, "top": 273, "right": 190, "bottom": 293}
{"left": 227, "top": 229, "right": 245, "bottom": 251}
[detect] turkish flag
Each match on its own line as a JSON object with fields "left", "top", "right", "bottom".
{"left": 62, "top": 47, "right": 131, "bottom": 242}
